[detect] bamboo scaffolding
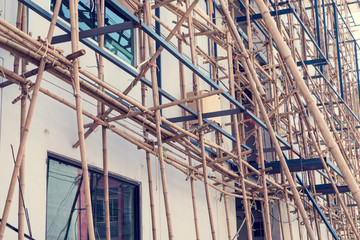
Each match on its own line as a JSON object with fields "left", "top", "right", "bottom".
{"left": 220, "top": 1, "right": 317, "bottom": 239}
{"left": 0, "top": 0, "right": 360, "bottom": 239}
{"left": 254, "top": 0, "right": 360, "bottom": 210}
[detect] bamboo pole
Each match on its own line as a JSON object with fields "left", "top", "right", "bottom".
{"left": 0, "top": 1, "right": 63, "bottom": 238}
{"left": 254, "top": 0, "right": 360, "bottom": 209}
{"left": 186, "top": 0, "right": 217, "bottom": 238}
{"left": 15, "top": 3, "right": 27, "bottom": 240}
{"left": 69, "top": 0, "right": 95, "bottom": 239}
{"left": 144, "top": 0, "right": 174, "bottom": 238}
{"left": 139, "top": 14, "right": 157, "bottom": 239}
{"left": 18, "top": 5, "right": 28, "bottom": 239}
{"left": 216, "top": 133, "right": 231, "bottom": 240}
{"left": 95, "top": 0, "right": 110, "bottom": 239}
{"left": 177, "top": 7, "right": 200, "bottom": 238}
{"left": 226, "top": 31, "right": 252, "bottom": 240}
{"left": 220, "top": 1, "right": 316, "bottom": 239}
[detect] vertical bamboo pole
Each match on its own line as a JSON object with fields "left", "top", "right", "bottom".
{"left": 284, "top": 185, "right": 294, "bottom": 240}
{"left": 18, "top": 88, "right": 26, "bottom": 240}
{"left": 255, "top": 102, "right": 272, "bottom": 239}
{"left": 13, "top": 2, "right": 23, "bottom": 75}
{"left": 69, "top": 0, "right": 96, "bottom": 239}
{"left": 177, "top": 8, "right": 200, "bottom": 238}
{"left": 215, "top": 131, "right": 231, "bottom": 240}
{"left": 144, "top": 1, "right": 174, "bottom": 239}
{"left": 139, "top": 12, "right": 157, "bottom": 239}
{"left": 0, "top": 1, "right": 63, "bottom": 238}
{"left": 220, "top": 1, "right": 316, "bottom": 239}
{"left": 101, "top": 126, "right": 110, "bottom": 239}
{"left": 15, "top": 3, "right": 27, "bottom": 240}
{"left": 186, "top": 0, "right": 216, "bottom": 238}
{"left": 18, "top": 5, "right": 28, "bottom": 239}
{"left": 95, "top": 0, "right": 110, "bottom": 239}
{"left": 260, "top": 203, "right": 268, "bottom": 240}
{"left": 254, "top": 0, "right": 360, "bottom": 209}
{"left": 278, "top": 201, "right": 285, "bottom": 240}
{"left": 145, "top": 151, "right": 157, "bottom": 240}
{"left": 225, "top": 31, "right": 252, "bottom": 240}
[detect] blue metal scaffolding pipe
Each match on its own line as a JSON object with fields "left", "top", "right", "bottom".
{"left": 355, "top": 44, "right": 360, "bottom": 117}
{"left": 333, "top": 4, "right": 344, "bottom": 99}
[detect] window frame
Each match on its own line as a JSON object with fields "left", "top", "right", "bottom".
{"left": 46, "top": 152, "right": 141, "bottom": 240}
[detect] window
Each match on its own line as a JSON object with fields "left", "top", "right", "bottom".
{"left": 46, "top": 155, "right": 139, "bottom": 240}
{"left": 51, "top": 0, "right": 135, "bottom": 65}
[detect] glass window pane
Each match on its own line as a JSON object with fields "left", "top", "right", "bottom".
{"left": 46, "top": 157, "right": 139, "bottom": 240}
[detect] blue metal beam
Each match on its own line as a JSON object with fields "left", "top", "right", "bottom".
{"left": 51, "top": 21, "right": 137, "bottom": 44}
{"left": 313, "top": 184, "right": 350, "bottom": 195}
{"left": 250, "top": 158, "right": 327, "bottom": 174}
{"left": 236, "top": 8, "right": 292, "bottom": 22}
{"left": 167, "top": 108, "right": 244, "bottom": 123}
{"left": 296, "top": 58, "right": 327, "bottom": 66}
{"left": 355, "top": 44, "right": 360, "bottom": 116}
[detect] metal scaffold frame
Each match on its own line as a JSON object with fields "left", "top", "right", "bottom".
{"left": 0, "top": 0, "right": 360, "bottom": 239}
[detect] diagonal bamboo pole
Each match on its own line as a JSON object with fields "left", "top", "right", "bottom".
{"left": 69, "top": 0, "right": 96, "bottom": 239}
{"left": 219, "top": 1, "right": 316, "bottom": 239}
{"left": 254, "top": 0, "right": 360, "bottom": 209}
{"left": 0, "top": 1, "right": 62, "bottom": 238}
